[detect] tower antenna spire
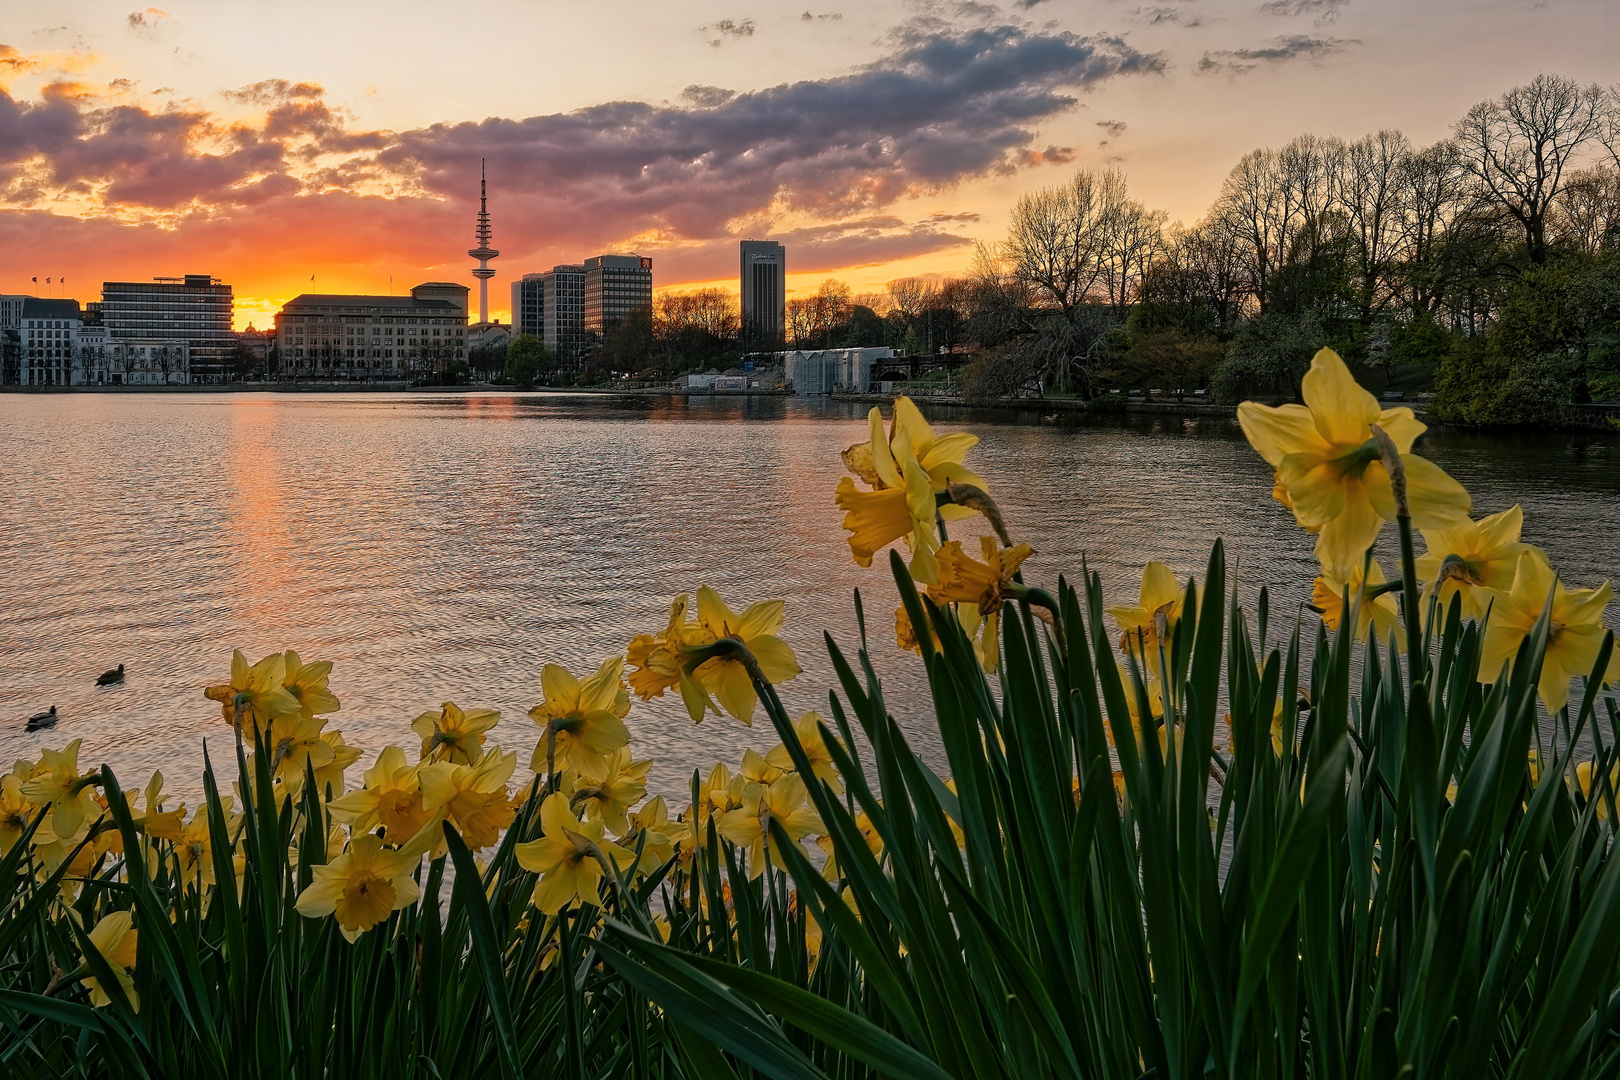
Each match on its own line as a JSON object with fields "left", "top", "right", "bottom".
{"left": 468, "top": 157, "right": 499, "bottom": 323}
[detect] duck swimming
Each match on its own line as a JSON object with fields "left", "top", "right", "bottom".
{"left": 96, "top": 664, "right": 125, "bottom": 686}
{"left": 26, "top": 706, "right": 57, "bottom": 731}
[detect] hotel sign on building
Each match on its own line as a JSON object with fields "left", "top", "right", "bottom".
{"left": 274, "top": 282, "right": 470, "bottom": 379}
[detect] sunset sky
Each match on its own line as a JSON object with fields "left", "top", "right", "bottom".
{"left": 1, "top": 0, "right": 1615, "bottom": 329}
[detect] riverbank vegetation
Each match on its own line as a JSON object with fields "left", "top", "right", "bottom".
{"left": 530, "top": 74, "right": 1620, "bottom": 427}
{"left": 3, "top": 362, "right": 1619, "bottom": 1077}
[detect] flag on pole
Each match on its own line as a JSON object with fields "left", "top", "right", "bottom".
{"left": 31, "top": 276, "right": 36, "bottom": 283}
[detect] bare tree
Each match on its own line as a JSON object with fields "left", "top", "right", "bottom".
{"left": 1343, "top": 130, "right": 1414, "bottom": 322}
{"left": 1003, "top": 168, "right": 1130, "bottom": 317}
{"left": 1453, "top": 73, "right": 1607, "bottom": 264}
{"left": 1547, "top": 166, "right": 1620, "bottom": 254}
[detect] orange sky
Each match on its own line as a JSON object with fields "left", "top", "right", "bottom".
{"left": 2, "top": 0, "right": 1616, "bottom": 329}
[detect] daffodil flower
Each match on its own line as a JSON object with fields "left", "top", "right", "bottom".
{"left": 841, "top": 396, "right": 989, "bottom": 518}
{"left": 835, "top": 462, "right": 942, "bottom": 583}
{"left": 1574, "top": 759, "right": 1619, "bottom": 820}
{"left": 514, "top": 792, "right": 633, "bottom": 914}
{"left": 328, "top": 745, "right": 432, "bottom": 842}
{"left": 204, "top": 650, "right": 302, "bottom": 736}
{"left": 295, "top": 834, "right": 423, "bottom": 942}
{"left": 1479, "top": 549, "right": 1613, "bottom": 712}
{"left": 766, "top": 711, "right": 843, "bottom": 794}
{"left": 626, "top": 594, "right": 718, "bottom": 720}
{"left": 313, "top": 729, "right": 361, "bottom": 795}
{"left": 1239, "top": 348, "right": 1471, "bottom": 574}
{"left": 527, "top": 657, "right": 632, "bottom": 775}
{"left": 619, "top": 795, "right": 676, "bottom": 875}
{"left": 282, "top": 650, "right": 341, "bottom": 719}
{"left": 412, "top": 701, "right": 500, "bottom": 765}
{"left": 687, "top": 586, "right": 801, "bottom": 725}
{"left": 717, "top": 773, "right": 823, "bottom": 879}
{"left": 1313, "top": 560, "right": 1403, "bottom": 644}
{"left": 419, "top": 748, "right": 518, "bottom": 853}
{"left": 261, "top": 712, "right": 337, "bottom": 789}
{"left": 83, "top": 911, "right": 139, "bottom": 1011}
{"left": 0, "top": 765, "right": 43, "bottom": 855}
{"left": 1414, "top": 505, "right": 1535, "bottom": 621}
{"left": 566, "top": 747, "right": 650, "bottom": 835}
{"left": 19, "top": 740, "right": 101, "bottom": 841}
{"left": 1106, "top": 561, "right": 1187, "bottom": 663}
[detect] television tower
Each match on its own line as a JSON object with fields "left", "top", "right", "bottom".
{"left": 468, "top": 158, "right": 499, "bottom": 324}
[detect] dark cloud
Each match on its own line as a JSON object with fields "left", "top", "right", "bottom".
{"left": 1259, "top": 0, "right": 1348, "bottom": 24}
{"left": 1197, "top": 34, "right": 1357, "bottom": 73}
{"left": 125, "top": 8, "right": 173, "bottom": 34}
{"left": 0, "top": 22, "right": 1162, "bottom": 284}
{"left": 1, "top": 44, "right": 38, "bottom": 73}
{"left": 1097, "top": 119, "right": 1127, "bottom": 137}
{"left": 701, "top": 18, "right": 756, "bottom": 47}
{"left": 801, "top": 10, "right": 843, "bottom": 19}
{"left": 1133, "top": 7, "right": 1183, "bottom": 24}
{"left": 222, "top": 79, "right": 325, "bottom": 105}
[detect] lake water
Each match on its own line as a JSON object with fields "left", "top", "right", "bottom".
{"left": 2, "top": 391, "right": 1617, "bottom": 803}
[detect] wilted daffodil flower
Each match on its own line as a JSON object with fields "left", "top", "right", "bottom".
{"left": 626, "top": 594, "right": 718, "bottom": 721}
{"left": 1414, "top": 505, "right": 1536, "bottom": 622}
{"left": 204, "top": 650, "right": 302, "bottom": 736}
{"left": 836, "top": 397, "right": 989, "bottom": 584}
{"left": 528, "top": 657, "right": 632, "bottom": 775}
{"left": 717, "top": 773, "right": 823, "bottom": 879}
{"left": 327, "top": 746, "right": 432, "bottom": 842}
{"left": 1479, "top": 550, "right": 1613, "bottom": 712}
{"left": 82, "top": 910, "right": 139, "bottom": 1011}
{"left": 294, "top": 834, "right": 423, "bottom": 943}
{"left": 1238, "top": 348, "right": 1470, "bottom": 572}
{"left": 514, "top": 792, "right": 633, "bottom": 915}
{"left": 413, "top": 701, "right": 500, "bottom": 765}
{"left": 1313, "top": 560, "right": 1402, "bottom": 644}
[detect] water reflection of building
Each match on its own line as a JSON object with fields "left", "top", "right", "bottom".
{"left": 274, "top": 283, "right": 469, "bottom": 380}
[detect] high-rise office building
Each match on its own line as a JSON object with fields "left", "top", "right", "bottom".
{"left": 512, "top": 274, "right": 545, "bottom": 339}
{"left": 582, "top": 255, "right": 652, "bottom": 338}
{"left": 740, "top": 240, "right": 785, "bottom": 344}
{"left": 99, "top": 274, "right": 234, "bottom": 382}
{"left": 543, "top": 266, "right": 587, "bottom": 368}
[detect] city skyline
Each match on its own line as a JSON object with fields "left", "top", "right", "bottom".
{"left": 1, "top": 0, "right": 1616, "bottom": 329}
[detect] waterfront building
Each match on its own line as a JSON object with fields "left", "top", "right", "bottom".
{"left": 582, "top": 255, "right": 652, "bottom": 338}
{"left": 543, "top": 265, "right": 588, "bottom": 369}
{"left": 512, "top": 274, "right": 545, "bottom": 339}
{"left": 98, "top": 274, "right": 233, "bottom": 383}
{"left": 740, "top": 240, "right": 786, "bottom": 346}
{"left": 468, "top": 160, "right": 500, "bottom": 325}
{"left": 0, "top": 294, "right": 26, "bottom": 332}
{"left": 787, "top": 347, "right": 889, "bottom": 395}
{"left": 108, "top": 338, "right": 190, "bottom": 385}
{"left": 467, "top": 321, "right": 513, "bottom": 352}
{"left": 236, "top": 326, "right": 274, "bottom": 364}
{"left": 274, "top": 282, "right": 469, "bottom": 380}
{"left": 18, "top": 298, "right": 85, "bottom": 386}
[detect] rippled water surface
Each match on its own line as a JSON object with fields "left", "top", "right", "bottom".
{"left": 2, "top": 391, "right": 1616, "bottom": 799}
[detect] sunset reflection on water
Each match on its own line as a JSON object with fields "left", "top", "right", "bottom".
{"left": 2, "top": 391, "right": 1616, "bottom": 801}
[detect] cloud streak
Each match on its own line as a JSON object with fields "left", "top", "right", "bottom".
{"left": 1197, "top": 35, "right": 1358, "bottom": 74}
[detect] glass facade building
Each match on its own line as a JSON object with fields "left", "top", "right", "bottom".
{"left": 582, "top": 255, "right": 652, "bottom": 338}
{"left": 99, "top": 275, "right": 233, "bottom": 383}
{"left": 740, "top": 240, "right": 785, "bottom": 346}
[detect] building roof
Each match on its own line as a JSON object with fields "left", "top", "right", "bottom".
{"left": 280, "top": 294, "right": 462, "bottom": 311}
{"left": 21, "top": 298, "right": 82, "bottom": 319}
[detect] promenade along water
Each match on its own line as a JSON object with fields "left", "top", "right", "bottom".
{"left": 1, "top": 391, "right": 1616, "bottom": 799}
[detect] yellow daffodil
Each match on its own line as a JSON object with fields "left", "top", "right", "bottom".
{"left": 313, "top": 729, "right": 360, "bottom": 795}
{"left": 842, "top": 397, "right": 989, "bottom": 517}
{"left": 282, "top": 650, "right": 341, "bottom": 719}
{"left": 567, "top": 747, "right": 650, "bottom": 835}
{"left": 514, "top": 792, "right": 633, "bottom": 914}
{"left": 895, "top": 604, "right": 940, "bottom": 656}
{"left": 717, "top": 773, "right": 823, "bottom": 879}
{"left": 19, "top": 740, "right": 100, "bottom": 842}
{"left": 328, "top": 746, "right": 432, "bottom": 842}
{"left": 1, "top": 763, "right": 44, "bottom": 855}
{"left": 929, "top": 537, "right": 1035, "bottom": 672}
{"left": 1313, "top": 560, "right": 1403, "bottom": 644}
{"left": 688, "top": 586, "right": 801, "bottom": 725}
{"left": 738, "top": 747, "right": 784, "bottom": 788}
{"left": 1238, "top": 347, "right": 1471, "bottom": 573}
{"left": 412, "top": 701, "right": 500, "bottom": 765}
{"left": 83, "top": 910, "right": 139, "bottom": 1011}
{"left": 1479, "top": 550, "right": 1613, "bottom": 712}
{"left": 261, "top": 712, "right": 336, "bottom": 789}
{"left": 766, "top": 712, "right": 843, "bottom": 794}
{"left": 626, "top": 594, "right": 719, "bottom": 721}
{"left": 1108, "top": 663, "right": 1165, "bottom": 748}
{"left": 620, "top": 795, "right": 676, "bottom": 874}
{"left": 1575, "top": 759, "right": 1618, "bottom": 820}
{"left": 527, "top": 657, "right": 632, "bottom": 774}
{"left": 419, "top": 747, "right": 517, "bottom": 852}
{"left": 694, "top": 763, "right": 739, "bottom": 827}
{"left": 1106, "top": 561, "right": 1187, "bottom": 664}
{"left": 172, "top": 800, "right": 242, "bottom": 891}
{"left": 835, "top": 465, "right": 941, "bottom": 583}
{"left": 816, "top": 811, "right": 881, "bottom": 881}
{"left": 295, "top": 833, "right": 423, "bottom": 942}
{"left": 1414, "top": 505, "right": 1536, "bottom": 622}
{"left": 204, "top": 650, "right": 302, "bottom": 736}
